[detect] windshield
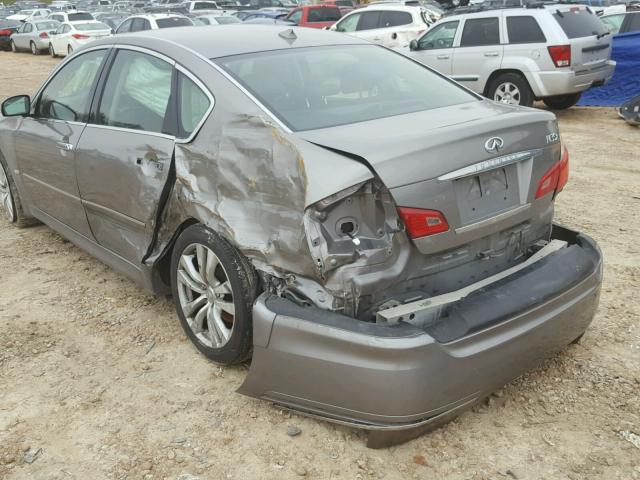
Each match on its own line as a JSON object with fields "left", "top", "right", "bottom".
{"left": 215, "top": 45, "right": 476, "bottom": 131}
{"left": 156, "top": 16, "right": 193, "bottom": 27}
{"left": 76, "top": 21, "right": 110, "bottom": 30}
{"left": 36, "top": 21, "right": 60, "bottom": 30}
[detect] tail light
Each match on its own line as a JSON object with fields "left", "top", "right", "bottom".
{"left": 535, "top": 145, "right": 569, "bottom": 199}
{"left": 72, "top": 33, "right": 89, "bottom": 39}
{"left": 39, "top": 32, "right": 48, "bottom": 38}
{"left": 0, "top": 29, "right": 13, "bottom": 36}
{"left": 548, "top": 45, "right": 571, "bottom": 68}
{"left": 397, "top": 207, "right": 449, "bottom": 239}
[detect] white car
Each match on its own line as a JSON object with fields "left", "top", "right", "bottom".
{"left": 115, "top": 14, "right": 194, "bottom": 33}
{"left": 48, "top": 21, "right": 111, "bottom": 57}
{"left": 7, "top": 8, "right": 51, "bottom": 21}
{"left": 330, "top": 5, "right": 432, "bottom": 48}
{"left": 48, "top": 11, "right": 95, "bottom": 23}
{"left": 195, "top": 14, "right": 241, "bottom": 24}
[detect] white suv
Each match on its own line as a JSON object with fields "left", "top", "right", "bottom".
{"left": 404, "top": 5, "right": 615, "bottom": 109}
{"left": 330, "top": 5, "right": 432, "bottom": 48}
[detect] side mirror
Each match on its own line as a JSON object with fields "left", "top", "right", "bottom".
{"left": 1, "top": 95, "right": 30, "bottom": 117}
{"left": 409, "top": 39, "right": 418, "bottom": 51}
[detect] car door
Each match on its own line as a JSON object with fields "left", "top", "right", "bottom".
{"left": 75, "top": 48, "right": 178, "bottom": 264}
{"left": 409, "top": 20, "right": 459, "bottom": 76}
{"left": 14, "top": 49, "right": 108, "bottom": 238}
{"left": 54, "top": 24, "right": 70, "bottom": 52}
{"left": 352, "top": 10, "right": 382, "bottom": 42}
{"left": 14, "top": 22, "right": 32, "bottom": 49}
{"left": 451, "top": 14, "right": 503, "bottom": 93}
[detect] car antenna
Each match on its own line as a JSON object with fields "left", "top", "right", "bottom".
{"left": 278, "top": 28, "right": 297, "bottom": 45}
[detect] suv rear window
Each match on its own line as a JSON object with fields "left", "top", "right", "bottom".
{"left": 507, "top": 16, "right": 546, "bottom": 43}
{"left": 308, "top": 7, "right": 342, "bottom": 22}
{"left": 460, "top": 17, "right": 499, "bottom": 47}
{"left": 68, "top": 12, "right": 94, "bottom": 21}
{"left": 553, "top": 8, "right": 607, "bottom": 39}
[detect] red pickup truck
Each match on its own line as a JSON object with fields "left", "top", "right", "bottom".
{"left": 285, "top": 5, "right": 342, "bottom": 28}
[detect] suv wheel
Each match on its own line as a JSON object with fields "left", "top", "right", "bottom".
{"left": 543, "top": 93, "right": 582, "bottom": 110}
{"left": 488, "top": 73, "right": 533, "bottom": 107}
{"left": 170, "top": 224, "right": 260, "bottom": 365}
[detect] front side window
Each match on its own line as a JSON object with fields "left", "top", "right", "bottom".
{"left": 130, "top": 17, "right": 145, "bottom": 31}
{"left": 287, "top": 9, "right": 302, "bottom": 24}
{"left": 625, "top": 12, "right": 640, "bottom": 32}
{"left": 97, "top": 50, "right": 173, "bottom": 133}
{"left": 216, "top": 45, "right": 475, "bottom": 131}
{"left": 178, "top": 72, "right": 211, "bottom": 138}
{"left": 506, "top": 16, "right": 546, "bottom": 43}
{"left": 417, "top": 20, "right": 458, "bottom": 49}
{"left": 335, "top": 12, "right": 360, "bottom": 32}
{"left": 116, "top": 18, "right": 133, "bottom": 33}
{"left": 36, "top": 49, "right": 106, "bottom": 122}
{"left": 379, "top": 11, "right": 412, "bottom": 28}
{"left": 357, "top": 11, "right": 381, "bottom": 30}
{"left": 460, "top": 17, "right": 499, "bottom": 47}
{"left": 23, "top": 23, "right": 33, "bottom": 33}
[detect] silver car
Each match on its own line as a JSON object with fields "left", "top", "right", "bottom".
{"left": 0, "top": 25, "right": 602, "bottom": 447}
{"left": 405, "top": 5, "right": 616, "bottom": 109}
{"left": 9, "top": 19, "right": 60, "bottom": 54}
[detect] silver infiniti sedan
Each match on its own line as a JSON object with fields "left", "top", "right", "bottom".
{"left": 0, "top": 25, "right": 602, "bottom": 447}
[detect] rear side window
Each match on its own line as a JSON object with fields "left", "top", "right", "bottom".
{"left": 460, "top": 17, "right": 499, "bottom": 46}
{"left": 308, "top": 7, "right": 341, "bottom": 22}
{"left": 357, "top": 11, "right": 381, "bottom": 30}
{"left": 506, "top": 16, "right": 546, "bottom": 43}
{"left": 379, "top": 11, "right": 412, "bottom": 28}
{"left": 156, "top": 16, "right": 193, "bottom": 27}
{"left": 68, "top": 12, "right": 93, "bottom": 21}
{"left": 553, "top": 9, "right": 607, "bottom": 39}
{"left": 626, "top": 12, "right": 640, "bottom": 32}
{"left": 97, "top": 50, "right": 174, "bottom": 133}
{"left": 177, "top": 72, "right": 211, "bottom": 138}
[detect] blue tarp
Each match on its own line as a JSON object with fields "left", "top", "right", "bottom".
{"left": 577, "top": 31, "right": 640, "bottom": 107}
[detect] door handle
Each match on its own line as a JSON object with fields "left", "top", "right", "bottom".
{"left": 437, "top": 54, "right": 450, "bottom": 59}
{"left": 484, "top": 52, "right": 499, "bottom": 57}
{"left": 56, "top": 141, "right": 74, "bottom": 151}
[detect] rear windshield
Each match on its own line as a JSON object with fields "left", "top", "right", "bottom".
{"left": 68, "top": 12, "right": 94, "bottom": 20}
{"left": 76, "top": 22, "right": 109, "bottom": 30}
{"left": 156, "top": 16, "right": 193, "bottom": 27}
{"left": 36, "top": 21, "right": 60, "bottom": 30}
{"left": 553, "top": 8, "right": 608, "bottom": 38}
{"left": 215, "top": 45, "right": 476, "bottom": 131}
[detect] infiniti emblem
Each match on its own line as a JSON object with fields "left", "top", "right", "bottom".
{"left": 484, "top": 137, "right": 505, "bottom": 154}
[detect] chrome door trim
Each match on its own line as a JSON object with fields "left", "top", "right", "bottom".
{"left": 82, "top": 198, "right": 146, "bottom": 230}
{"left": 84, "top": 123, "right": 176, "bottom": 141}
{"left": 22, "top": 173, "right": 81, "bottom": 201}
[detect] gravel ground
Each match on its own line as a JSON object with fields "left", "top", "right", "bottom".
{"left": 0, "top": 51, "right": 639, "bottom": 480}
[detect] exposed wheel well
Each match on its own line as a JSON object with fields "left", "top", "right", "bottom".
{"left": 483, "top": 69, "right": 534, "bottom": 98}
{"left": 150, "top": 217, "right": 200, "bottom": 295}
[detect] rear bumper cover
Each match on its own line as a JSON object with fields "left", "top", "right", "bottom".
{"left": 239, "top": 225, "right": 602, "bottom": 435}
{"left": 528, "top": 61, "right": 616, "bottom": 97}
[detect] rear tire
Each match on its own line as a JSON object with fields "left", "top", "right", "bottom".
{"left": 49, "top": 43, "right": 56, "bottom": 57}
{"left": 10, "top": 40, "right": 16, "bottom": 52}
{"left": 30, "top": 41, "right": 40, "bottom": 55}
{"left": 67, "top": 44, "right": 73, "bottom": 55}
{"left": 0, "top": 153, "right": 37, "bottom": 228}
{"left": 487, "top": 73, "right": 533, "bottom": 107}
{"left": 170, "top": 224, "right": 260, "bottom": 365}
{"left": 543, "top": 93, "right": 582, "bottom": 110}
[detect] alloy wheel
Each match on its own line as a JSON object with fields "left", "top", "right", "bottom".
{"left": 0, "top": 163, "right": 15, "bottom": 222}
{"left": 176, "top": 243, "right": 235, "bottom": 349}
{"left": 494, "top": 82, "right": 521, "bottom": 105}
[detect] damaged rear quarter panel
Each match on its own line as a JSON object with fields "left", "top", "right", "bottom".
{"left": 147, "top": 60, "right": 374, "bottom": 287}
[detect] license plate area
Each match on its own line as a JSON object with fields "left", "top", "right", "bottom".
{"left": 454, "top": 165, "right": 520, "bottom": 225}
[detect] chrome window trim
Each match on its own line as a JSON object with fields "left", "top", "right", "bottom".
{"left": 84, "top": 123, "right": 176, "bottom": 140}
{"left": 174, "top": 63, "right": 215, "bottom": 144}
{"left": 159, "top": 37, "right": 293, "bottom": 134}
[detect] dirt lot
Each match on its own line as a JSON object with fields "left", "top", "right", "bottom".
{"left": 0, "top": 50, "right": 639, "bottom": 480}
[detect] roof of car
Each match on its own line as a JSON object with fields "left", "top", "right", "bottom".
{"left": 94, "top": 24, "right": 369, "bottom": 58}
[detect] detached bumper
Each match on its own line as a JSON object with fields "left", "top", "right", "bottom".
{"left": 528, "top": 61, "right": 616, "bottom": 97}
{"left": 239, "top": 225, "right": 602, "bottom": 445}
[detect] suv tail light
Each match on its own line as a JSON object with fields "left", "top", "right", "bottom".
{"left": 397, "top": 207, "right": 449, "bottom": 239}
{"left": 39, "top": 32, "right": 48, "bottom": 38}
{"left": 535, "top": 146, "right": 569, "bottom": 199}
{"left": 0, "top": 29, "right": 13, "bottom": 36}
{"left": 72, "top": 33, "right": 89, "bottom": 39}
{"left": 548, "top": 45, "right": 571, "bottom": 68}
